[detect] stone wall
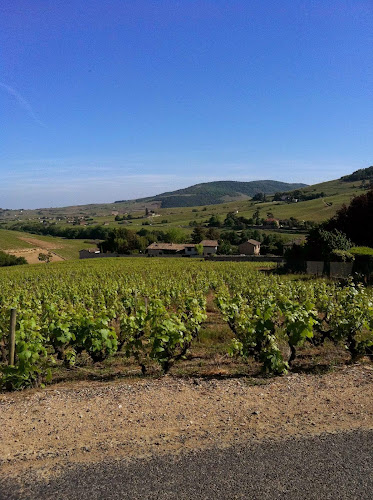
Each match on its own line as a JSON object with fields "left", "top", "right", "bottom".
{"left": 306, "top": 261, "right": 354, "bottom": 278}
{"left": 330, "top": 262, "right": 354, "bottom": 278}
{"left": 206, "top": 255, "right": 285, "bottom": 263}
{"left": 306, "top": 261, "right": 324, "bottom": 276}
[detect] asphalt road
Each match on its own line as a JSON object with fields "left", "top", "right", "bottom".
{"left": 1, "top": 430, "right": 372, "bottom": 500}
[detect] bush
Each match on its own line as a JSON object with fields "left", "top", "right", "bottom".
{"left": 350, "top": 247, "right": 373, "bottom": 284}
{"left": 330, "top": 249, "right": 354, "bottom": 262}
{"left": 351, "top": 246, "right": 373, "bottom": 256}
{"left": 0, "top": 251, "right": 27, "bottom": 267}
{"left": 305, "top": 228, "right": 353, "bottom": 260}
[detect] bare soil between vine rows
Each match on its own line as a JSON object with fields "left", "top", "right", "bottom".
{"left": 0, "top": 364, "right": 372, "bottom": 484}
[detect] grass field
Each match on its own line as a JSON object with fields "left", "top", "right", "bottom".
{"left": 0, "top": 229, "right": 35, "bottom": 250}
{"left": 0, "top": 228, "right": 85, "bottom": 261}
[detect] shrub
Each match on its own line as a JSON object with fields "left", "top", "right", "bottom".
{"left": 350, "top": 247, "right": 373, "bottom": 284}
{"left": 350, "top": 246, "right": 373, "bottom": 256}
{"left": 305, "top": 228, "right": 353, "bottom": 260}
{"left": 0, "top": 251, "right": 27, "bottom": 267}
{"left": 330, "top": 250, "right": 354, "bottom": 262}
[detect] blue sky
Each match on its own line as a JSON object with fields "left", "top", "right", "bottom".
{"left": 1, "top": 1, "right": 372, "bottom": 209}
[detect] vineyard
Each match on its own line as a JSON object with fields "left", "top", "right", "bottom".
{"left": 0, "top": 258, "right": 372, "bottom": 390}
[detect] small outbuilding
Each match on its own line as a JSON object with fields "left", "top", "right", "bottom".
{"left": 238, "top": 239, "right": 261, "bottom": 255}
{"left": 184, "top": 244, "right": 199, "bottom": 256}
{"left": 200, "top": 240, "right": 219, "bottom": 256}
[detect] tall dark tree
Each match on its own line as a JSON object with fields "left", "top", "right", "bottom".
{"left": 191, "top": 226, "right": 207, "bottom": 244}
{"left": 207, "top": 215, "right": 221, "bottom": 227}
{"left": 324, "top": 189, "right": 373, "bottom": 247}
{"left": 252, "top": 192, "right": 266, "bottom": 202}
{"left": 100, "top": 228, "right": 142, "bottom": 254}
{"left": 205, "top": 227, "right": 221, "bottom": 240}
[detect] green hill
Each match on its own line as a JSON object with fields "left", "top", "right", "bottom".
{"left": 115, "top": 180, "right": 307, "bottom": 208}
{"left": 128, "top": 175, "right": 369, "bottom": 227}
{"left": 0, "top": 169, "right": 371, "bottom": 237}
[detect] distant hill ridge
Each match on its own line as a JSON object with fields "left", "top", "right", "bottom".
{"left": 115, "top": 180, "right": 307, "bottom": 208}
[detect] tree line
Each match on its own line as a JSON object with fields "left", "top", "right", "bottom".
{"left": 285, "top": 188, "right": 373, "bottom": 267}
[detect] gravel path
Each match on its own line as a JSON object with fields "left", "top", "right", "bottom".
{"left": 1, "top": 430, "right": 372, "bottom": 500}
{"left": 1, "top": 365, "right": 372, "bottom": 498}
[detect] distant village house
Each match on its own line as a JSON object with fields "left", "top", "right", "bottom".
{"left": 238, "top": 239, "right": 261, "bottom": 255}
{"left": 199, "top": 240, "right": 219, "bottom": 256}
{"left": 146, "top": 240, "right": 218, "bottom": 257}
{"left": 146, "top": 243, "right": 186, "bottom": 257}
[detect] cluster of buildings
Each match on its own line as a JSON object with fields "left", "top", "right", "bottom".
{"left": 146, "top": 239, "right": 261, "bottom": 257}
{"left": 79, "top": 239, "right": 261, "bottom": 259}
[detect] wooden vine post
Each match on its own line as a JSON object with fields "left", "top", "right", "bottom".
{"left": 8, "top": 308, "right": 16, "bottom": 366}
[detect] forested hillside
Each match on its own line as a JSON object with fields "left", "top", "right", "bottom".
{"left": 115, "top": 180, "right": 307, "bottom": 208}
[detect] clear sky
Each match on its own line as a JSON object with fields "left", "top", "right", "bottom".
{"left": 1, "top": 1, "right": 372, "bottom": 209}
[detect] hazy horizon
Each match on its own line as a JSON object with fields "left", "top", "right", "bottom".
{"left": 1, "top": 174, "right": 311, "bottom": 211}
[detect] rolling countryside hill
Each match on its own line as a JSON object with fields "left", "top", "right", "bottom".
{"left": 130, "top": 177, "right": 367, "bottom": 228}
{"left": 0, "top": 168, "right": 371, "bottom": 253}
{"left": 115, "top": 180, "right": 308, "bottom": 208}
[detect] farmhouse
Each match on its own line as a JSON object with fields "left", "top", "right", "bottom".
{"left": 146, "top": 240, "right": 219, "bottom": 257}
{"left": 82, "top": 240, "right": 220, "bottom": 259}
{"left": 146, "top": 243, "right": 186, "bottom": 257}
{"left": 199, "top": 240, "right": 218, "bottom": 256}
{"left": 238, "top": 239, "right": 261, "bottom": 255}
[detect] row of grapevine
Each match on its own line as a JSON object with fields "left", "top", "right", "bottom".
{"left": 216, "top": 277, "right": 373, "bottom": 374}
{"left": 0, "top": 259, "right": 211, "bottom": 389}
{"left": 0, "top": 258, "right": 372, "bottom": 389}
